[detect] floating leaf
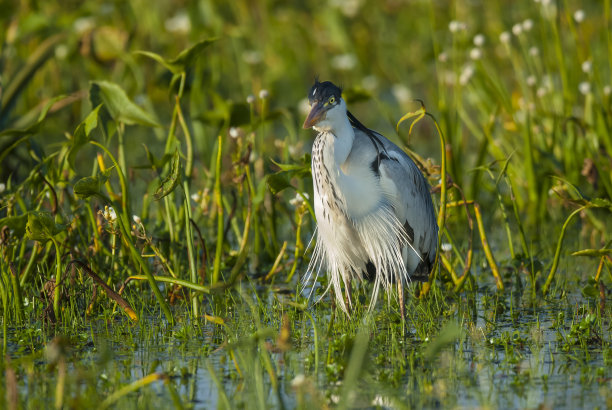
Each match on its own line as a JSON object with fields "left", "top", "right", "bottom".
{"left": 26, "top": 211, "right": 64, "bottom": 242}
{"left": 154, "top": 149, "right": 181, "bottom": 200}
{"left": 89, "top": 81, "right": 160, "bottom": 127}
{"left": 74, "top": 168, "right": 112, "bottom": 199}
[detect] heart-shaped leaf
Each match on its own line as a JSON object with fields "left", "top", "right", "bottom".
{"left": 74, "top": 168, "right": 112, "bottom": 199}
{"left": 26, "top": 211, "right": 64, "bottom": 242}
{"left": 89, "top": 81, "right": 160, "bottom": 127}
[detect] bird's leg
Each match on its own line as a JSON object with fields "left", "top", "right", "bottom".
{"left": 398, "top": 281, "right": 405, "bottom": 322}
{"left": 345, "top": 281, "right": 353, "bottom": 310}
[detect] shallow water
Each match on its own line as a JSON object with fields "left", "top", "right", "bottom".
{"left": 3, "top": 274, "right": 610, "bottom": 409}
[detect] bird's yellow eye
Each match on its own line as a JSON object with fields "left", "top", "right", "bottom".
{"left": 329, "top": 96, "right": 336, "bottom": 104}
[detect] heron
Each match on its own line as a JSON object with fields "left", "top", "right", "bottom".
{"left": 302, "top": 79, "right": 438, "bottom": 319}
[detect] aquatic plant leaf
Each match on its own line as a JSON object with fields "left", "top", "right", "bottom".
{"left": 0, "top": 214, "right": 28, "bottom": 237}
{"left": 135, "top": 38, "right": 217, "bottom": 74}
{"left": 267, "top": 155, "right": 312, "bottom": 195}
{"left": 168, "top": 38, "right": 218, "bottom": 71}
{"left": 26, "top": 211, "right": 64, "bottom": 242}
{"left": 266, "top": 173, "right": 291, "bottom": 195}
{"left": 581, "top": 283, "right": 599, "bottom": 298}
{"left": 154, "top": 149, "right": 181, "bottom": 200}
{"left": 89, "top": 81, "right": 160, "bottom": 127}
{"left": 73, "top": 168, "right": 112, "bottom": 199}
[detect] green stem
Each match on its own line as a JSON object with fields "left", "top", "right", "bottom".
{"left": 182, "top": 180, "right": 199, "bottom": 317}
{"left": 51, "top": 238, "right": 62, "bottom": 320}
{"left": 542, "top": 205, "right": 590, "bottom": 296}
{"left": 91, "top": 141, "right": 173, "bottom": 324}
{"left": 212, "top": 135, "right": 224, "bottom": 285}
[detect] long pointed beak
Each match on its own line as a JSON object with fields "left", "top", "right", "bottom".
{"left": 303, "top": 102, "right": 326, "bottom": 129}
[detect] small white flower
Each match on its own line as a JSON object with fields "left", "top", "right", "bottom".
{"left": 526, "top": 75, "right": 537, "bottom": 87}
{"left": 291, "top": 374, "right": 306, "bottom": 388}
{"left": 191, "top": 193, "right": 201, "bottom": 202}
{"left": 512, "top": 23, "right": 523, "bottom": 36}
{"left": 522, "top": 19, "right": 534, "bottom": 31}
{"left": 391, "top": 84, "right": 412, "bottom": 104}
{"left": 259, "top": 89, "right": 269, "bottom": 99}
{"left": 536, "top": 87, "right": 548, "bottom": 98}
{"left": 441, "top": 243, "right": 452, "bottom": 252}
{"left": 581, "top": 60, "right": 592, "bottom": 73}
{"left": 289, "top": 193, "right": 309, "bottom": 207}
{"left": 499, "top": 31, "right": 511, "bottom": 44}
{"left": 164, "top": 13, "right": 191, "bottom": 34}
{"left": 424, "top": 337, "right": 429, "bottom": 342}
{"left": 438, "top": 51, "right": 448, "bottom": 63}
{"left": 73, "top": 17, "right": 95, "bottom": 34}
{"left": 473, "top": 34, "right": 485, "bottom": 47}
{"left": 573, "top": 9, "right": 585, "bottom": 23}
{"left": 132, "top": 215, "right": 141, "bottom": 225}
{"left": 448, "top": 20, "right": 466, "bottom": 33}
{"left": 246, "top": 95, "right": 255, "bottom": 104}
{"left": 469, "top": 48, "right": 482, "bottom": 60}
{"left": 23, "top": 297, "right": 30, "bottom": 307}
{"left": 459, "top": 65, "right": 475, "bottom": 85}
{"left": 331, "top": 53, "right": 357, "bottom": 71}
{"left": 604, "top": 85, "right": 612, "bottom": 96}
{"left": 103, "top": 206, "right": 117, "bottom": 222}
{"left": 579, "top": 81, "right": 591, "bottom": 95}
{"left": 529, "top": 46, "right": 539, "bottom": 57}
{"left": 0, "top": 183, "right": 5, "bottom": 193}
{"left": 229, "top": 127, "right": 240, "bottom": 139}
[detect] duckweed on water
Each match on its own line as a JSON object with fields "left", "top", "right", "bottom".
{"left": 1, "top": 1, "right": 611, "bottom": 408}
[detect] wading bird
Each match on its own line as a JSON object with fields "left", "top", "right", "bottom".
{"left": 302, "top": 80, "right": 438, "bottom": 319}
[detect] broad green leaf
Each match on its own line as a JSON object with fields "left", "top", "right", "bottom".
{"left": 74, "top": 168, "right": 112, "bottom": 199}
{"left": 134, "top": 50, "right": 182, "bottom": 74}
{"left": 581, "top": 284, "right": 598, "bottom": 298}
{"left": 0, "top": 214, "right": 28, "bottom": 237}
{"left": 168, "top": 38, "right": 217, "bottom": 70}
{"left": 266, "top": 173, "right": 291, "bottom": 195}
{"left": 89, "top": 81, "right": 160, "bottom": 127}
{"left": 26, "top": 211, "right": 64, "bottom": 242}
{"left": 154, "top": 149, "right": 181, "bottom": 200}
{"left": 135, "top": 38, "right": 217, "bottom": 74}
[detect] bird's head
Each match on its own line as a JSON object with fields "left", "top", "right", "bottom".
{"left": 303, "top": 80, "right": 346, "bottom": 131}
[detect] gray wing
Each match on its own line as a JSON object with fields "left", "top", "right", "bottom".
{"left": 350, "top": 127, "right": 438, "bottom": 278}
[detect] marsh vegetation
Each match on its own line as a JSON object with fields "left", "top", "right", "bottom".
{"left": 0, "top": 1, "right": 610, "bottom": 408}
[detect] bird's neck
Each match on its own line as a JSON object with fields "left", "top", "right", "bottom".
{"left": 314, "top": 116, "right": 354, "bottom": 166}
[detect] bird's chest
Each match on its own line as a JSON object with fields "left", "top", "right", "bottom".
{"left": 311, "top": 135, "right": 347, "bottom": 222}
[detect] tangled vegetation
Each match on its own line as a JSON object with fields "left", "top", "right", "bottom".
{"left": 0, "top": 1, "right": 610, "bottom": 408}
